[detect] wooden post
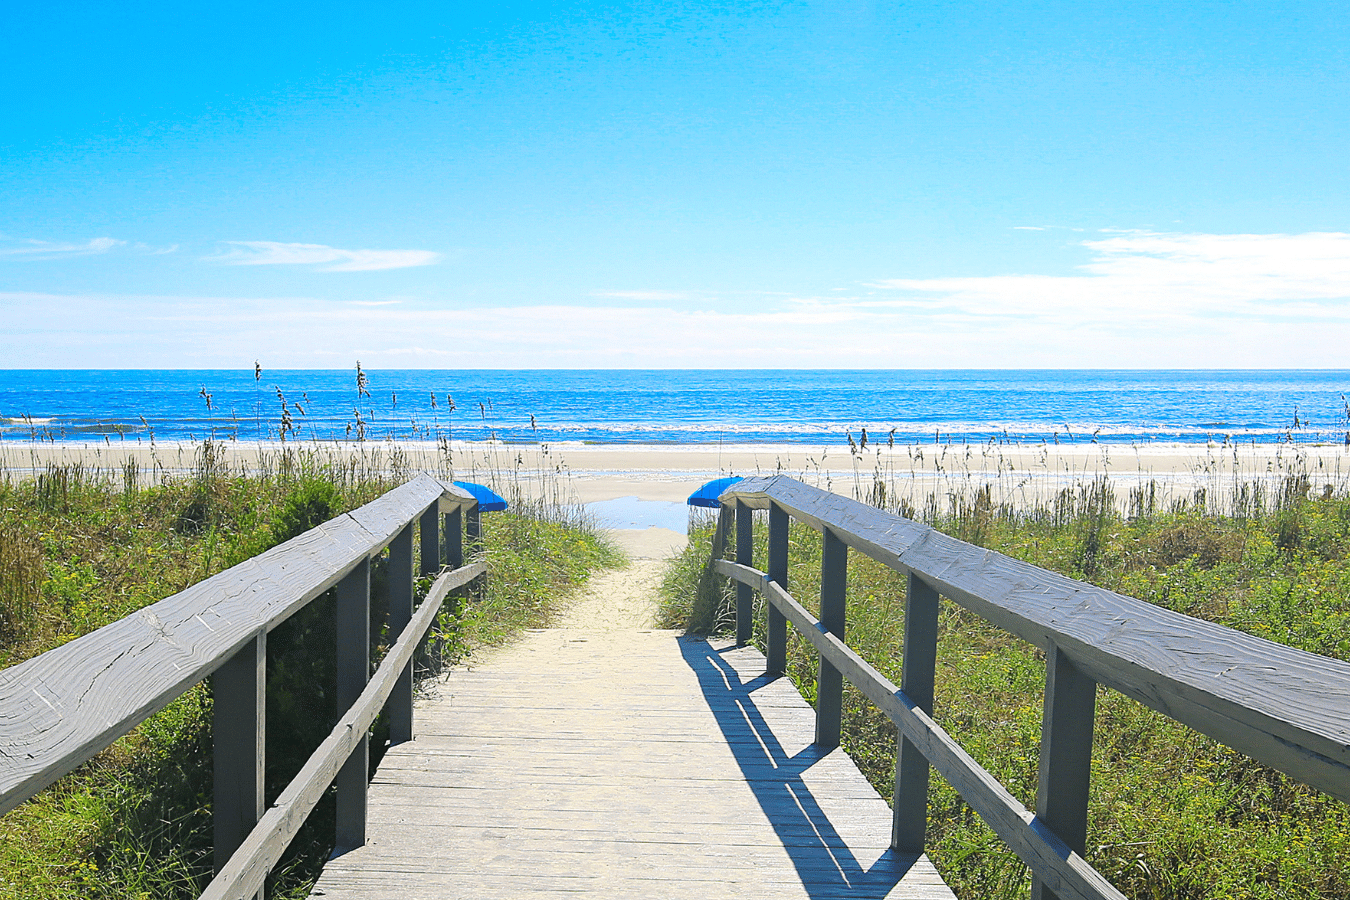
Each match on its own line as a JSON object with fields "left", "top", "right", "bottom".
{"left": 212, "top": 629, "right": 265, "bottom": 892}
{"left": 445, "top": 508, "right": 463, "bottom": 571}
{"left": 735, "top": 500, "right": 754, "bottom": 646}
{"left": 387, "top": 524, "right": 414, "bottom": 745}
{"left": 1030, "top": 645, "right": 1097, "bottom": 900}
{"left": 466, "top": 505, "right": 483, "bottom": 602}
{"left": 816, "top": 527, "right": 847, "bottom": 750}
{"left": 766, "top": 503, "right": 789, "bottom": 678}
{"left": 420, "top": 503, "right": 440, "bottom": 578}
{"left": 893, "top": 572, "right": 939, "bottom": 853}
{"left": 334, "top": 557, "right": 370, "bottom": 855}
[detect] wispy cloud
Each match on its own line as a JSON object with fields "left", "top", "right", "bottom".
{"left": 8, "top": 231, "right": 1350, "bottom": 368}
{"left": 870, "top": 231, "right": 1350, "bottom": 324}
{"left": 592, "top": 290, "right": 691, "bottom": 301}
{"left": 0, "top": 237, "right": 125, "bottom": 258}
{"left": 209, "top": 241, "right": 441, "bottom": 272}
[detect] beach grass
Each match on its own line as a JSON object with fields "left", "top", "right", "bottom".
{"left": 0, "top": 446, "right": 621, "bottom": 900}
{"left": 661, "top": 467, "right": 1350, "bottom": 900}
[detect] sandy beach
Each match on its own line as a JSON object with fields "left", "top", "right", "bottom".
{"left": 5, "top": 438, "right": 1349, "bottom": 515}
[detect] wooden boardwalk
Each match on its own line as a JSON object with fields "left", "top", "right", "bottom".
{"left": 309, "top": 625, "right": 953, "bottom": 899}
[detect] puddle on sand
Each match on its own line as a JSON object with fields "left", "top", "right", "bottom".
{"left": 586, "top": 496, "right": 689, "bottom": 533}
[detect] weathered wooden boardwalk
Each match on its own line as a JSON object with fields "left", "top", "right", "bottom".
{"left": 309, "top": 623, "right": 953, "bottom": 899}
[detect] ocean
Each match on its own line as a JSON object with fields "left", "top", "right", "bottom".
{"left": 2, "top": 369, "right": 1349, "bottom": 447}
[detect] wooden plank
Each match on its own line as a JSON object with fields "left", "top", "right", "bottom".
{"left": 201, "top": 561, "right": 483, "bottom": 900}
{"left": 385, "top": 524, "right": 414, "bottom": 745}
{"left": 1032, "top": 645, "right": 1098, "bottom": 900}
{"left": 212, "top": 629, "right": 265, "bottom": 890}
{"left": 893, "top": 572, "right": 938, "bottom": 853}
{"left": 718, "top": 559, "right": 1124, "bottom": 900}
{"left": 309, "top": 631, "right": 954, "bottom": 899}
{"left": 0, "top": 474, "right": 478, "bottom": 817}
{"left": 736, "top": 500, "right": 754, "bottom": 646}
{"left": 816, "top": 527, "right": 847, "bottom": 749}
{"left": 721, "top": 475, "right": 1350, "bottom": 806}
{"left": 334, "top": 558, "right": 371, "bottom": 855}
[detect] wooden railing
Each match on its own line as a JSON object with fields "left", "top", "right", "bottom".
{"left": 713, "top": 475, "right": 1350, "bottom": 900}
{"left": 0, "top": 472, "right": 487, "bottom": 900}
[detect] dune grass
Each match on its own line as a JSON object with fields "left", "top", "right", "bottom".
{"left": 0, "top": 449, "right": 621, "bottom": 900}
{"left": 661, "top": 473, "right": 1350, "bottom": 900}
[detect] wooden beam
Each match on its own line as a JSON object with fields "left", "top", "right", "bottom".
{"left": 334, "top": 557, "right": 370, "bottom": 855}
{"left": 1032, "top": 646, "right": 1098, "bottom": 900}
{"left": 893, "top": 573, "right": 939, "bottom": 854}
{"left": 212, "top": 629, "right": 265, "bottom": 891}
{"left": 200, "top": 562, "right": 483, "bottom": 900}
{"left": 815, "top": 527, "right": 847, "bottom": 750}
{"left": 716, "top": 559, "right": 1125, "bottom": 900}
{"left": 735, "top": 501, "right": 754, "bottom": 647}
{"left": 766, "top": 503, "right": 789, "bottom": 678}
{"left": 387, "top": 524, "right": 415, "bottom": 745}
{"left": 0, "top": 473, "right": 476, "bottom": 818}
{"left": 419, "top": 502, "right": 440, "bottom": 578}
{"left": 720, "top": 475, "right": 1350, "bottom": 806}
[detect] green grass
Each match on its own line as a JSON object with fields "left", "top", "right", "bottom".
{"left": 0, "top": 456, "right": 621, "bottom": 900}
{"left": 661, "top": 480, "right": 1350, "bottom": 900}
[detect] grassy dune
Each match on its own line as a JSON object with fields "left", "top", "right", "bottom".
{"left": 0, "top": 449, "right": 621, "bottom": 900}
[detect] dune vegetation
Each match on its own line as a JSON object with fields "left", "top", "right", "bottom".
{"left": 662, "top": 469, "right": 1350, "bottom": 900}
{"left": 0, "top": 446, "right": 621, "bottom": 900}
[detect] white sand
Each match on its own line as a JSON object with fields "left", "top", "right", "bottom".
{"left": 5, "top": 439, "right": 1349, "bottom": 510}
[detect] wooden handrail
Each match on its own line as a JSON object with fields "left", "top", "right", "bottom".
{"left": 0, "top": 472, "right": 488, "bottom": 899}
{"left": 200, "top": 560, "right": 485, "bottom": 899}
{"left": 714, "top": 475, "right": 1350, "bottom": 900}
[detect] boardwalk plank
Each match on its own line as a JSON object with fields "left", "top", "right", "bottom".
{"left": 309, "top": 632, "right": 954, "bottom": 899}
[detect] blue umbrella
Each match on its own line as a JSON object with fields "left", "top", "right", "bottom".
{"left": 452, "top": 481, "right": 509, "bottom": 512}
{"left": 686, "top": 476, "right": 743, "bottom": 508}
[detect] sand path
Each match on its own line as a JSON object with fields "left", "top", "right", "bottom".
{"left": 550, "top": 526, "right": 687, "bottom": 631}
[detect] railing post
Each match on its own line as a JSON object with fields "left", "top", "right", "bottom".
{"left": 445, "top": 507, "right": 463, "bottom": 571}
{"left": 735, "top": 500, "right": 754, "bottom": 646}
{"left": 334, "top": 557, "right": 370, "bottom": 855}
{"left": 893, "top": 572, "right": 939, "bottom": 853}
{"left": 816, "top": 527, "right": 847, "bottom": 750}
{"left": 1030, "top": 645, "right": 1097, "bottom": 900}
{"left": 387, "top": 524, "right": 415, "bottom": 745}
{"left": 766, "top": 502, "right": 789, "bottom": 678}
{"left": 420, "top": 503, "right": 440, "bottom": 577}
{"left": 212, "top": 629, "right": 265, "bottom": 895}
{"left": 466, "top": 504, "right": 483, "bottom": 602}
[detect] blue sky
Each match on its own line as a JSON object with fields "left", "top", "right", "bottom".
{"left": 3, "top": 1, "right": 1348, "bottom": 368}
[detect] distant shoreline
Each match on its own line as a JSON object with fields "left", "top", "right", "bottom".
{"left": 5, "top": 438, "right": 1348, "bottom": 506}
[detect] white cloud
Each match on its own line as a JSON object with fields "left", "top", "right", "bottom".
{"left": 0, "top": 237, "right": 125, "bottom": 258}
{"left": 871, "top": 230, "right": 1350, "bottom": 325}
{"left": 591, "top": 290, "right": 691, "bottom": 301}
{"left": 7, "top": 231, "right": 1350, "bottom": 368}
{"left": 208, "top": 241, "right": 441, "bottom": 272}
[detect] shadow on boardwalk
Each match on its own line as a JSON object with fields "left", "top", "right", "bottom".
{"left": 680, "top": 636, "right": 927, "bottom": 899}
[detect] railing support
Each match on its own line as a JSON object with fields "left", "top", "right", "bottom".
{"left": 420, "top": 503, "right": 440, "bottom": 578}
{"left": 815, "top": 527, "right": 847, "bottom": 749}
{"left": 893, "top": 572, "right": 939, "bottom": 853}
{"left": 212, "top": 629, "right": 265, "bottom": 893}
{"left": 466, "top": 505, "right": 484, "bottom": 602}
{"left": 766, "top": 503, "right": 789, "bottom": 678}
{"left": 1030, "top": 645, "right": 1097, "bottom": 900}
{"left": 334, "top": 557, "right": 370, "bottom": 855}
{"left": 735, "top": 500, "right": 754, "bottom": 646}
{"left": 445, "top": 508, "right": 463, "bottom": 571}
{"left": 387, "top": 524, "right": 415, "bottom": 745}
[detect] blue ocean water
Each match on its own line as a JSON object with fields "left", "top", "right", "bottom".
{"left": 1, "top": 370, "right": 1348, "bottom": 446}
